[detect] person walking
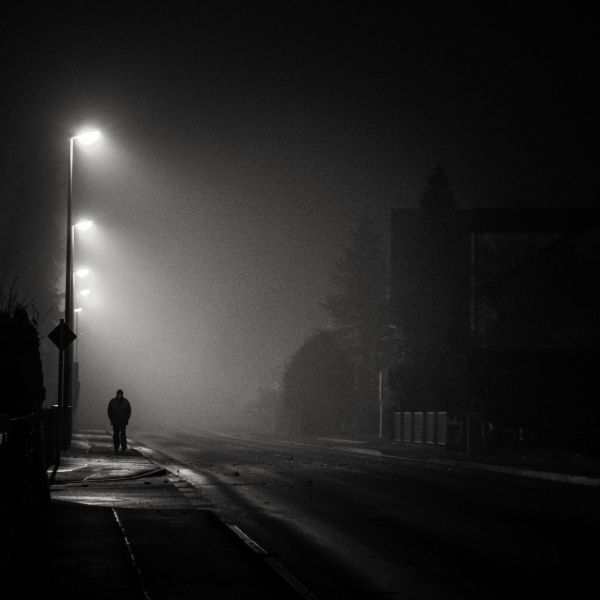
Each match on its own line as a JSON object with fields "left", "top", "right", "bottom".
{"left": 107, "top": 389, "right": 131, "bottom": 453}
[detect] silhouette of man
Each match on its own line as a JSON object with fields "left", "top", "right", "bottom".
{"left": 107, "top": 389, "right": 131, "bottom": 453}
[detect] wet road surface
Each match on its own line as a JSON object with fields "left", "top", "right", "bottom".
{"left": 134, "top": 429, "right": 600, "bottom": 599}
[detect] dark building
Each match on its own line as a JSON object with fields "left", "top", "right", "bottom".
{"left": 390, "top": 206, "right": 600, "bottom": 453}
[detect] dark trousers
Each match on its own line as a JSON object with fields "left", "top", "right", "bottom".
{"left": 112, "top": 425, "right": 128, "bottom": 450}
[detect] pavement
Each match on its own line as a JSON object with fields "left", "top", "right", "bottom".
{"left": 7, "top": 429, "right": 600, "bottom": 600}
{"left": 8, "top": 430, "right": 312, "bottom": 600}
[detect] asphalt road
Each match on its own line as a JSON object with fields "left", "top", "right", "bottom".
{"left": 133, "top": 429, "right": 600, "bottom": 600}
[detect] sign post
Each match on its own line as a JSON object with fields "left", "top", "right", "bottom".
{"left": 48, "top": 319, "right": 77, "bottom": 453}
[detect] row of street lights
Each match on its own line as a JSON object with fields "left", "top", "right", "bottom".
{"left": 72, "top": 219, "right": 94, "bottom": 424}
{"left": 57, "top": 129, "right": 101, "bottom": 449}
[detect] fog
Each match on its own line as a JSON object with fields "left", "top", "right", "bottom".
{"left": 69, "top": 136, "right": 343, "bottom": 430}
{"left": 2, "top": 5, "right": 595, "bottom": 435}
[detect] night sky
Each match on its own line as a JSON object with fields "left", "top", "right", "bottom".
{"left": 1, "top": 3, "right": 596, "bottom": 428}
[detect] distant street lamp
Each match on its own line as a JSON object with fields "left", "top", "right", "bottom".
{"left": 75, "top": 219, "right": 93, "bottom": 232}
{"left": 74, "top": 308, "right": 83, "bottom": 362}
{"left": 71, "top": 224, "right": 94, "bottom": 433}
{"left": 60, "top": 129, "right": 100, "bottom": 448}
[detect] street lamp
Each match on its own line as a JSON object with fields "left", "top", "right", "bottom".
{"left": 75, "top": 219, "right": 93, "bottom": 232}
{"left": 72, "top": 225, "right": 94, "bottom": 432}
{"left": 62, "top": 129, "right": 100, "bottom": 448}
{"left": 74, "top": 308, "right": 83, "bottom": 362}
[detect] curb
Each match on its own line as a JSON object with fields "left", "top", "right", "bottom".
{"left": 426, "top": 457, "right": 600, "bottom": 487}
{"left": 376, "top": 451, "right": 600, "bottom": 487}
{"left": 205, "top": 511, "right": 319, "bottom": 600}
{"left": 311, "top": 438, "right": 600, "bottom": 487}
{"left": 133, "top": 441, "right": 319, "bottom": 600}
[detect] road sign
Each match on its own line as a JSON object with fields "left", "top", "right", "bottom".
{"left": 48, "top": 320, "right": 77, "bottom": 351}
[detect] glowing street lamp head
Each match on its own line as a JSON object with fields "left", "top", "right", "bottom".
{"left": 74, "top": 220, "right": 93, "bottom": 231}
{"left": 75, "top": 268, "right": 90, "bottom": 278}
{"left": 74, "top": 130, "right": 101, "bottom": 145}
{"left": 79, "top": 289, "right": 91, "bottom": 297}
{"left": 74, "top": 308, "right": 83, "bottom": 313}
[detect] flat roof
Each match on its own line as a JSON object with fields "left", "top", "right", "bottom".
{"left": 391, "top": 207, "right": 600, "bottom": 234}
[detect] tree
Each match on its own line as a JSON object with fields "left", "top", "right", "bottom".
{"left": 321, "top": 214, "right": 388, "bottom": 342}
{"left": 281, "top": 330, "right": 357, "bottom": 435}
{"left": 320, "top": 214, "right": 389, "bottom": 432}
{"left": 0, "top": 295, "right": 50, "bottom": 571}
{"left": 419, "top": 163, "right": 455, "bottom": 212}
{"left": 388, "top": 165, "right": 465, "bottom": 414}
{"left": 246, "top": 385, "right": 281, "bottom": 434}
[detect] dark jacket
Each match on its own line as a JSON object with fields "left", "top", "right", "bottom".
{"left": 108, "top": 396, "right": 131, "bottom": 427}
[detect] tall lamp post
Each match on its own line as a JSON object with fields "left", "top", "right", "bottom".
{"left": 62, "top": 130, "right": 100, "bottom": 448}
{"left": 72, "top": 222, "right": 93, "bottom": 430}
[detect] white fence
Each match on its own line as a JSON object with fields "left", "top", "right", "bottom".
{"left": 393, "top": 411, "right": 448, "bottom": 446}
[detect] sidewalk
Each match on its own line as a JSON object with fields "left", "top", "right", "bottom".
{"left": 8, "top": 430, "right": 308, "bottom": 600}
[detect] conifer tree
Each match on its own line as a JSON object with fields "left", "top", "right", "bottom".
{"left": 419, "top": 163, "right": 455, "bottom": 212}
{"left": 320, "top": 214, "right": 389, "bottom": 432}
{"left": 281, "top": 330, "right": 357, "bottom": 434}
{"left": 321, "top": 214, "right": 388, "bottom": 345}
